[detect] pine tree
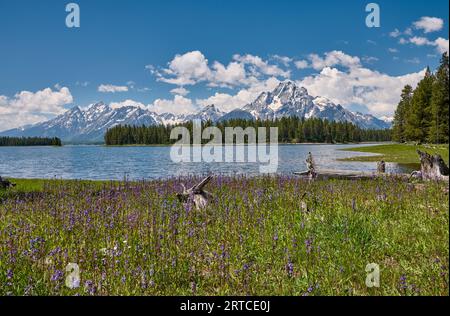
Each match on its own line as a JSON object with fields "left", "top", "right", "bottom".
{"left": 428, "top": 52, "right": 449, "bottom": 144}
{"left": 405, "top": 67, "right": 434, "bottom": 143}
{"left": 392, "top": 85, "right": 413, "bottom": 142}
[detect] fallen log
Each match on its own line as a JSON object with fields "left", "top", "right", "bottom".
{"left": 294, "top": 169, "right": 379, "bottom": 180}
{"left": 294, "top": 169, "right": 411, "bottom": 181}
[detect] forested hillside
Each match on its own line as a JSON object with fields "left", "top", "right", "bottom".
{"left": 105, "top": 117, "right": 391, "bottom": 145}
{"left": 0, "top": 137, "right": 62, "bottom": 146}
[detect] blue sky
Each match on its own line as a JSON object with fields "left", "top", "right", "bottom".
{"left": 0, "top": 0, "right": 448, "bottom": 130}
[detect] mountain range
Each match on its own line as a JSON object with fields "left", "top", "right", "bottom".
{"left": 0, "top": 81, "right": 391, "bottom": 143}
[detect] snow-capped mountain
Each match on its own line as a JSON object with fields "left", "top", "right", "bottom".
{"left": 158, "top": 112, "right": 185, "bottom": 126}
{"left": 379, "top": 115, "right": 394, "bottom": 123}
{"left": 184, "top": 105, "right": 226, "bottom": 122}
{"left": 0, "top": 81, "right": 390, "bottom": 143}
{"left": 0, "top": 102, "right": 162, "bottom": 143}
{"left": 158, "top": 105, "right": 225, "bottom": 125}
{"left": 237, "top": 81, "right": 390, "bottom": 129}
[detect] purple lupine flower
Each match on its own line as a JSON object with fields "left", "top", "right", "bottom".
{"left": 286, "top": 262, "right": 294, "bottom": 278}
{"left": 50, "top": 270, "right": 64, "bottom": 282}
{"left": 84, "top": 280, "right": 96, "bottom": 295}
{"left": 302, "top": 285, "right": 315, "bottom": 296}
{"left": 399, "top": 274, "right": 408, "bottom": 290}
{"left": 305, "top": 238, "right": 313, "bottom": 254}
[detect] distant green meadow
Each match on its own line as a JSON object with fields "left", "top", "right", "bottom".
{"left": 0, "top": 176, "right": 448, "bottom": 296}
{"left": 340, "top": 143, "right": 449, "bottom": 165}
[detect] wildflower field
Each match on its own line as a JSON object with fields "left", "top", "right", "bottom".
{"left": 0, "top": 176, "right": 448, "bottom": 296}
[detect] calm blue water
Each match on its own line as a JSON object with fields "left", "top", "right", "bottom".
{"left": 0, "top": 144, "right": 412, "bottom": 180}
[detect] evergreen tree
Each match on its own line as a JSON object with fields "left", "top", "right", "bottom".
{"left": 428, "top": 52, "right": 449, "bottom": 144}
{"left": 392, "top": 85, "right": 413, "bottom": 142}
{"left": 405, "top": 67, "right": 434, "bottom": 143}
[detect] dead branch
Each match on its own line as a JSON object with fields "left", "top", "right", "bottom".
{"left": 176, "top": 175, "right": 214, "bottom": 210}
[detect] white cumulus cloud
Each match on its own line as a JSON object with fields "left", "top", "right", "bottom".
{"left": 170, "top": 87, "right": 190, "bottom": 96}
{"left": 413, "top": 16, "right": 444, "bottom": 33}
{"left": 149, "top": 95, "right": 197, "bottom": 115}
{"left": 435, "top": 37, "right": 449, "bottom": 54}
{"left": 298, "top": 64, "right": 425, "bottom": 116}
{"left": 294, "top": 60, "right": 309, "bottom": 69}
{"left": 409, "top": 36, "right": 433, "bottom": 46}
{"left": 307, "top": 51, "right": 361, "bottom": 70}
{"left": 405, "top": 36, "right": 449, "bottom": 54}
{"left": 150, "top": 51, "right": 289, "bottom": 89}
{"left": 389, "top": 28, "right": 402, "bottom": 38}
{"left": 0, "top": 87, "right": 73, "bottom": 131}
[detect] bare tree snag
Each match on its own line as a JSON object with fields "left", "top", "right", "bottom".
{"left": 416, "top": 150, "right": 449, "bottom": 181}
{"left": 305, "top": 152, "right": 317, "bottom": 180}
{"left": 177, "top": 176, "right": 214, "bottom": 210}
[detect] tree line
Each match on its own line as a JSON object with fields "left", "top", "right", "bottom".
{"left": 104, "top": 117, "right": 391, "bottom": 145}
{"left": 392, "top": 52, "right": 449, "bottom": 144}
{"left": 0, "top": 136, "right": 62, "bottom": 146}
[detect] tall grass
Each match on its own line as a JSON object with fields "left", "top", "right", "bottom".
{"left": 0, "top": 176, "right": 448, "bottom": 295}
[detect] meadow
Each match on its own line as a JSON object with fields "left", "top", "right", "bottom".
{"left": 0, "top": 176, "right": 448, "bottom": 296}
{"left": 340, "top": 143, "right": 449, "bottom": 165}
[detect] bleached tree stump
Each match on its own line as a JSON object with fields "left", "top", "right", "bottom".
{"left": 416, "top": 150, "right": 449, "bottom": 181}
{"left": 177, "top": 176, "right": 214, "bottom": 210}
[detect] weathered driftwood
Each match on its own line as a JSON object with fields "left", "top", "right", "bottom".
{"left": 294, "top": 169, "right": 383, "bottom": 180}
{"left": 177, "top": 175, "right": 214, "bottom": 210}
{"left": 414, "top": 150, "right": 449, "bottom": 181}
{"left": 377, "top": 161, "right": 386, "bottom": 173}
{"left": 296, "top": 152, "right": 388, "bottom": 180}
{"left": 294, "top": 151, "right": 449, "bottom": 182}
{"left": 0, "top": 176, "right": 16, "bottom": 189}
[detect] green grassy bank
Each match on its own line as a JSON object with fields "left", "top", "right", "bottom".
{"left": 340, "top": 143, "right": 449, "bottom": 165}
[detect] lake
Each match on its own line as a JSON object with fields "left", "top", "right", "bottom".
{"left": 0, "top": 144, "right": 413, "bottom": 180}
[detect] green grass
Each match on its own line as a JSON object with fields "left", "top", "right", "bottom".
{"left": 0, "top": 178, "right": 111, "bottom": 201}
{"left": 1, "top": 176, "right": 448, "bottom": 296}
{"left": 340, "top": 143, "right": 449, "bottom": 165}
